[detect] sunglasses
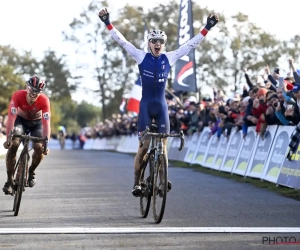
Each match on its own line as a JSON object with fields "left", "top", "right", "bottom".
{"left": 27, "top": 86, "right": 42, "bottom": 94}
{"left": 150, "top": 39, "right": 165, "bottom": 44}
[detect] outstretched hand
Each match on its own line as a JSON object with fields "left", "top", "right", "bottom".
{"left": 98, "top": 8, "right": 110, "bottom": 24}
{"left": 205, "top": 13, "right": 219, "bottom": 30}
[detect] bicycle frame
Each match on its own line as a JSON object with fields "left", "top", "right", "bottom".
{"left": 147, "top": 134, "right": 164, "bottom": 162}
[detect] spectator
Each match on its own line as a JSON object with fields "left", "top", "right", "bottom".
{"left": 186, "top": 102, "right": 200, "bottom": 135}
{"left": 199, "top": 96, "right": 213, "bottom": 132}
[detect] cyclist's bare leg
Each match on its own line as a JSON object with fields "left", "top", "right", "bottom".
{"left": 3, "top": 138, "right": 21, "bottom": 194}
{"left": 28, "top": 142, "right": 44, "bottom": 187}
{"left": 158, "top": 138, "right": 171, "bottom": 191}
{"left": 133, "top": 138, "right": 150, "bottom": 186}
{"left": 5, "top": 138, "right": 21, "bottom": 182}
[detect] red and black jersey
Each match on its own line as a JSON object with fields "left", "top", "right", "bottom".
{"left": 6, "top": 90, "right": 51, "bottom": 138}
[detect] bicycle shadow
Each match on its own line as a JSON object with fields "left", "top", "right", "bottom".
{"left": 0, "top": 210, "right": 14, "bottom": 217}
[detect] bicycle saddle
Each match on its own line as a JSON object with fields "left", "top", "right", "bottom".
{"left": 150, "top": 123, "right": 158, "bottom": 132}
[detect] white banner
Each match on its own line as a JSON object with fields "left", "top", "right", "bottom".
{"left": 262, "top": 126, "right": 294, "bottom": 183}
{"left": 219, "top": 130, "right": 243, "bottom": 173}
{"left": 231, "top": 127, "right": 258, "bottom": 176}
{"left": 245, "top": 125, "right": 278, "bottom": 179}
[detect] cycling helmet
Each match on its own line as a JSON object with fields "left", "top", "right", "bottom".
{"left": 147, "top": 30, "right": 167, "bottom": 43}
{"left": 26, "top": 76, "right": 46, "bottom": 91}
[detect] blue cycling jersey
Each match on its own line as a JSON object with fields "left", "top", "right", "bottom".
{"left": 108, "top": 25, "right": 206, "bottom": 135}
{"left": 139, "top": 53, "right": 170, "bottom": 102}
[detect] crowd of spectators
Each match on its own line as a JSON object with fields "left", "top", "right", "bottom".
{"left": 87, "top": 58, "right": 300, "bottom": 150}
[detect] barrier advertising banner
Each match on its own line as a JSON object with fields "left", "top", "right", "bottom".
{"left": 277, "top": 140, "right": 300, "bottom": 189}
{"left": 202, "top": 134, "right": 220, "bottom": 168}
{"left": 211, "top": 134, "right": 228, "bottom": 170}
{"left": 167, "top": 137, "right": 174, "bottom": 154}
{"left": 245, "top": 125, "right": 277, "bottom": 179}
{"left": 262, "top": 126, "right": 294, "bottom": 183}
{"left": 183, "top": 133, "right": 200, "bottom": 163}
{"left": 192, "top": 127, "right": 210, "bottom": 166}
{"left": 232, "top": 127, "right": 258, "bottom": 176}
{"left": 219, "top": 130, "right": 242, "bottom": 173}
{"left": 168, "top": 135, "right": 181, "bottom": 160}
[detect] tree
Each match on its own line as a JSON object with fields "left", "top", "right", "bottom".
{"left": 41, "top": 50, "right": 76, "bottom": 102}
{"left": 0, "top": 63, "right": 25, "bottom": 114}
{"left": 0, "top": 45, "right": 40, "bottom": 76}
{"left": 63, "top": 0, "right": 113, "bottom": 121}
{"left": 76, "top": 101, "right": 101, "bottom": 127}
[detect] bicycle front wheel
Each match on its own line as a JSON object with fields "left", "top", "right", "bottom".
{"left": 140, "top": 152, "right": 154, "bottom": 218}
{"left": 152, "top": 154, "right": 168, "bottom": 224}
{"left": 13, "top": 153, "right": 28, "bottom": 216}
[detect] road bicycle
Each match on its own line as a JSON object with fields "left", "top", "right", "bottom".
{"left": 139, "top": 124, "right": 184, "bottom": 224}
{"left": 6, "top": 130, "right": 48, "bottom": 216}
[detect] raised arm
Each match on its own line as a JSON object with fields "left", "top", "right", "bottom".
{"left": 166, "top": 13, "right": 219, "bottom": 66}
{"left": 243, "top": 68, "right": 254, "bottom": 89}
{"left": 98, "top": 8, "right": 146, "bottom": 64}
{"left": 289, "top": 58, "right": 300, "bottom": 83}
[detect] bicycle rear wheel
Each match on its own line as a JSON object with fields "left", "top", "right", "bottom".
{"left": 13, "top": 152, "right": 28, "bottom": 216}
{"left": 140, "top": 152, "right": 154, "bottom": 218}
{"left": 152, "top": 154, "right": 168, "bottom": 224}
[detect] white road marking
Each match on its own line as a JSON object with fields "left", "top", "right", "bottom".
{"left": 0, "top": 227, "right": 300, "bottom": 234}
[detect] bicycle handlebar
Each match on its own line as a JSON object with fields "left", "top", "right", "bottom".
{"left": 139, "top": 127, "right": 185, "bottom": 151}
{"left": 7, "top": 130, "right": 49, "bottom": 154}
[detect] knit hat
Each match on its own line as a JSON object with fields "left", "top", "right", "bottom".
{"left": 257, "top": 88, "right": 268, "bottom": 97}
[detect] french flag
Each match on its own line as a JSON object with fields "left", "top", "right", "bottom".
{"left": 126, "top": 77, "right": 142, "bottom": 113}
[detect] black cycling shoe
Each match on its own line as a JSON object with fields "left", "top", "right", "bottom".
{"left": 167, "top": 180, "right": 172, "bottom": 192}
{"left": 2, "top": 182, "right": 13, "bottom": 195}
{"left": 28, "top": 172, "right": 36, "bottom": 188}
{"left": 158, "top": 180, "right": 172, "bottom": 197}
{"left": 132, "top": 185, "right": 142, "bottom": 197}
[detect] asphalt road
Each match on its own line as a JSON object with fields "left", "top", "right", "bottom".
{"left": 0, "top": 149, "right": 300, "bottom": 249}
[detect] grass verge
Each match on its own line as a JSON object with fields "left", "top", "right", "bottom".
{"left": 170, "top": 160, "right": 300, "bottom": 201}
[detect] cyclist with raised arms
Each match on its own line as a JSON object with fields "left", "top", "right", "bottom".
{"left": 98, "top": 8, "right": 219, "bottom": 197}
{"left": 2, "top": 76, "right": 50, "bottom": 195}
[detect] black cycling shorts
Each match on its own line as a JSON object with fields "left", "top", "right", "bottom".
{"left": 14, "top": 116, "right": 43, "bottom": 137}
